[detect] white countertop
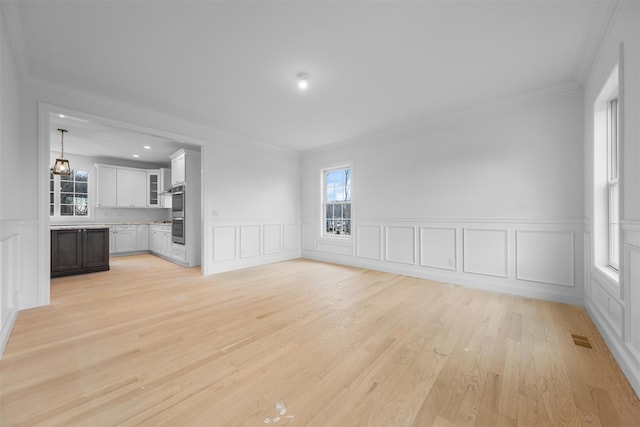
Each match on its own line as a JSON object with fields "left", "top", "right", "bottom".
{"left": 50, "top": 221, "right": 172, "bottom": 230}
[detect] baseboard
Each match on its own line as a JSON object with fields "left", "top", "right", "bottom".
{"left": 585, "top": 299, "right": 640, "bottom": 398}
{"left": 0, "top": 308, "right": 19, "bottom": 359}
{"left": 208, "top": 251, "right": 301, "bottom": 275}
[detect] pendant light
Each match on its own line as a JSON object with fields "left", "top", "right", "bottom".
{"left": 52, "top": 128, "right": 71, "bottom": 176}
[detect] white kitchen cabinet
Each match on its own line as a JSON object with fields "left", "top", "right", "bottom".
{"left": 109, "top": 227, "right": 116, "bottom": 254}
{"left": 150, "top": 224, "right": 171, "bottom": 257}
{"left": 170, "top": 150, "right": 186, "bottom": 186}
{"left": 147, "top": 170, "right": 161, "bottom": 208}
{"left": 137, "top": 224, "right": 149, "bottom": 250}
{"left": 147, "top": 168, "right": 171, "bottom": 208}
{"left": 96, "top": 165, "right": 117, "bottom": 207}
{"left": 170, "top": 243, "right": 186, "bottom": 263}
{"left": 117, "top": 169, "right": 147, "bottom": 208}
{"left": 114, "top": 225, "right": 137, "bottom": 252}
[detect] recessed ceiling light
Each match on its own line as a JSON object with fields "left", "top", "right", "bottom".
{"left": 132, "top": 154, "right": 140, "bottom": 158}
{"left": 143, "top": 145, "right": 151, "bottom": 150}
{"left": 297, "top": 72, "right": 309, "bottom": 91}
{"left": 58, "top": 114, "right": 65, "bottom": 118}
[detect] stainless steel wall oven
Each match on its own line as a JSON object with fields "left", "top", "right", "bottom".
{"left": 172, "top": 184, "right": 185, "bottom": 244}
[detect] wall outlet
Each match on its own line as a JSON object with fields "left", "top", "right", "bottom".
{"left": 448, "top": 258, "right": 455, "bottom": 267}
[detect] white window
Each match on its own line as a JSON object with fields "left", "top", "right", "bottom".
{"left": 323, "top": 166, "right": 351, "bottom": 237}
{"left": 593, "top": 64, "right": 619, "bottom": 283}
{"left": 50, "top": 169, "right": 89, "bottom": 217}
{"left": 607, "top": 98, "right": 619, "bottom": 270}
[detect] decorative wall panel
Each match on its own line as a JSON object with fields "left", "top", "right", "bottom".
{"left": 463, "top": 228, "right": 508, "bottom": 277}
{"left": 516, "top": 230, "right": 574, "bottom": 286}
{"left": 420, "top": 227, "right": 456, "bottom": 270}
{"left": 385, "top": 226, "right": 415, "bottom": 265}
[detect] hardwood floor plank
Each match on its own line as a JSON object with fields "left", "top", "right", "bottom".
{"left": 1, "top": 255, "right": 638, "bottom": 426}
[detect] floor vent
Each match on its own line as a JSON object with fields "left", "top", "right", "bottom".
{"left": 571, "top": 334, "right": 593, "bottom": 349}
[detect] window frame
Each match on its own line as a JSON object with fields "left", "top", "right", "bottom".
{"left": 50, "top": 169, "right": 91, "bottom": 219}
{"left": 321, "top": 165, "right": 352, "bottom": 239}
{"left": 607, "top": 97, "right": 619, "bottom": 271}
{"left": 592, "top": 64, "right": 620, "bottom": 290}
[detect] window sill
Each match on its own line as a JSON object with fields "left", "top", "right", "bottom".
{"left": 592, "top": 265, "right": 620, "bottom": 297}
{"left": 319, "top": 235, "right": 353, "bottom": 245}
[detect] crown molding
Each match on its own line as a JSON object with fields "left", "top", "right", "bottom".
{"left": 577, "top": 0, "right": 622, "bottom": 85}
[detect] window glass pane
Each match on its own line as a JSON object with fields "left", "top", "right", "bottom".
{"left": 326, "top": 204, "right": 333, "bottom": 220}
{"left": 50, "top": 205, "right": 54, "bottom": 216}
{"left": 60, "top": 193, "right": 75, "bottom": 204}
{"left": 325, "top": 168, "right": 351, "bottom": 202}
{"left": 325, "top": 220, "right": 334, "bottom": 234}
{"left": 60, "top": 205, "right": 74, "bottom": 216}
{"left": 75, "top": 196, "right": 88, "bottom": 215}
{"left": 334, "top": 203, "right": 343, "bottom": 219}
{"left": 74, "top": 170, "right": 88, "bottom": 182}
{"left": 342, "top": 220, "right": 351, "bottom": 235}
{"left": 343, "top": 203, "right": 351, "bottom": 219}
{"left": 60, "top": 181, "right": 74, "bottom": 192}
{"left": 60, "top": 174, "right": 73, "bottom": 182}
{"left": 75, "top": 182, "right": 88, "bottom": 194}
{"left": 50, "top": 193, "right": 54, "bottom": 203}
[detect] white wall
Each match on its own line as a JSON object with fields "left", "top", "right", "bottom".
{"left": 582, "top": 1, "right": 640, "bottom": 397}
{"left": 302, "top": 89, "right": 585, "bottom": 304}
{"left": 0, "top": 3, "right": 28, "bottom": 356}
{"left": 204, "top": 139, "right": 301, "bottom": 274}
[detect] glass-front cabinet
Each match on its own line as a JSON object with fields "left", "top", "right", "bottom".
{"left": 147, "top": 168, "right": 170, "bottom": 208}
{"left": 148, "top": 170, "right": 160, "bottom": 207}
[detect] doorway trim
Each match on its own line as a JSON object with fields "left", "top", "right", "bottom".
{"left": 37, "top": 102, "right": 210, "bottom": 306}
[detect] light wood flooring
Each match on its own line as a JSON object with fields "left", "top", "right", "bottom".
{"left": 1, "top": 254, "right": 639, "bottom": 426}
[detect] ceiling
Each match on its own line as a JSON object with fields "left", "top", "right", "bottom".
{"left": 49, "top": 113, "right": 192, "bottom": 166}
{"left": 5, "top": 1, "right": 615, "bottom": 152}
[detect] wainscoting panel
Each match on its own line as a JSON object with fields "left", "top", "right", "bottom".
{"left": 591, "top": 279, "right": 623, "bottom": 336}
{"left": 213, "top": 225, "right": 237, "bottom": 262}
{"left": 463, "top": 228, "right": 508, "bottom": 278}
{"left": 263, "top": 224, "right": 282, "bottom": 255}
{"left": 357, "top": 225, "right": 382, "bottom": 260}
{"left": 206, "top": 220, "right": 301, "bottom": 275}
{"left": 420, "top": 227, "right": 456, "bottom": 270}
{"left": 283, "top": 224, "right": 300, "bottom": 253}
{"left": 516, "top": 230, "right": 574, "bottom": 286}
{"left": 240, "top": 225, "right": 260, "bottom": 258}
{"left": 318, "top": 241, "right": 353, "bottom": 256}
{"left": 1, "top": 227, "right": 22, "bottom": 358}
{"left": 302, "top": 223, "right": 316, "bottom": 251}
{"left": 303, "top": 218, "right": 585, "bottom": 304}
{"left": 628, "top": 247, "right": 640, "bottom": 359}
{"left": 385, "top": 226, "right": 415, "bottom": 265}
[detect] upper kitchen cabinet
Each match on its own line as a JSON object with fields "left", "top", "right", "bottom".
{"left": 117, "top": 169, "right": 147, "bottom": 208}
{"left": 96, "top": 165, "right": 117, "bottom": 207}
{"left": 170, "top": 150, "right": 186, "bottom": 186}
{"left": 147, "top": 168, "right": 171, "bottom": 208}
{"left": 97, "top": 164, "right": 169, "bottom": 209}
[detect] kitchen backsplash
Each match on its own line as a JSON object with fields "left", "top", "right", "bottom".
{"left": 50, "top": 207, "right": 171, "bottom": 225}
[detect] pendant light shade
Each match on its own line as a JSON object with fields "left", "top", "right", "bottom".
{"left": 52, "top": 128, "right": 71, "bottom": 176}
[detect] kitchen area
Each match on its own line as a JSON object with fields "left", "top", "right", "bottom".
{"left": 49, "top": 114, "right": 201, "bottom": 278}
